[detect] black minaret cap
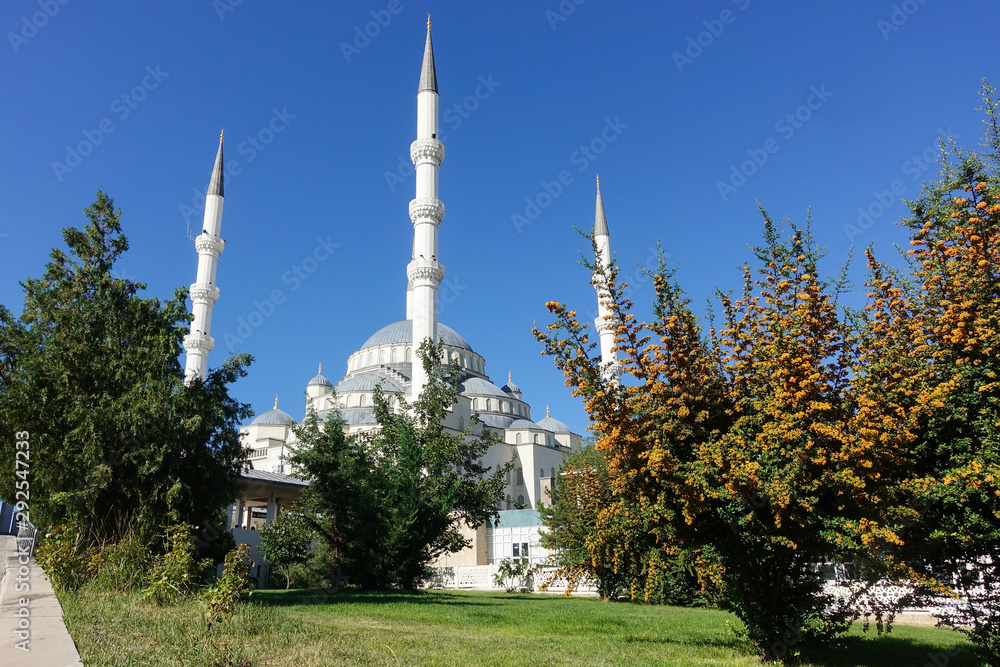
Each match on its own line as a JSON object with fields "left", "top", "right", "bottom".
{"left": 418, "top": 15, "right": 437, "bottom": 94}
{"left": 208, "top": 130, "right": 225, "bottom": 198}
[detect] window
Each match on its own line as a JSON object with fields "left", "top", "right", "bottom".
{"left": 360, "top": 394, "right": 366, "bottom": 407}
{"left": 458, "top": 416, "right": 465, "bottom": 430}
{"left": 516, "top": 468, "right": 524, "bottom": 486}
{"left": 486, "top": 399, "right": 492, "bottom": 411}
{"left": 378, "top": 350, "right": 386, "bottom": 364}
{"left": 515, "top": 433, "right": 521, "bottom": 444}
{"left": 391, "top": 348, "right": 398, "bottom": 363}
{"left": 405, "top": 347, "right": 411, "bottom": 362}
{"left": 517, "top": 494, "right": 525, "bottom": 506}
{"left": 522, "top": 542, "right": 529, "bottom": 557}
{"left": 534, "top": 434, "right": 541, "bottom": 444}
{"left": 506, "top": 499, "right": 512, "bottom": 510}
{"left": 473, "top": 398, "right": 479, "bottom": 411}
{"left": 540, "top": 468, "right": 545, "bottom": 479}
{"left": 512, "top": 543, "right": 520, "bottom": 557}
{"left": 367, "top": 352, "right": 373, "bottom": 365}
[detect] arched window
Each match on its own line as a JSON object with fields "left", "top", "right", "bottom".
{"left": 486, "top": 399, "right": 492, "bottom": 412}
{"left": 517, "top": 494, "right": 525, "bottom": 507}
{"left": 391, "top": 348, "right": 398, "bottom": 363}
{"left": 360, "top": 394, "right": 366, "bottom": 407}
{"left": 540, "top": 468, "right": 545, "bottom": 479}
{"left": 515, "top": 433, "right": 521, "bottom": 444}
{"left": 367, "top": 352, "right": 373, "bottom": 365}
{"left": 346, "top": 395, "right": 353, "bottom": 407}
{"left": 534, "top": 434, "right": 541, "bottom": 444}
{"left": 506, "top": 499, "right": 512, "bottom": 510}
{"left": 458, "top": 416, "right": 465, "bottom": 430}
{"left": 516, "top": 468, "right": 524, "bottom": 486}
{"left": 405, "top": 347, "right": 411, "bottom": 362}
{"left": 378, "top": 350, "right": 386, "bottom": 364}
{"left": 473, "top": 398, "right": 479, "bottom": 410}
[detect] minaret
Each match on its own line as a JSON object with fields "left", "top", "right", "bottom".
{"left": 183, "top": 131, "right": 226, "bottom": 385}
{"left": 593, "top": 176, "right": 620, "bottom": 384}
{"left": 407, "top": 15, "right": 446, "bottom": 401}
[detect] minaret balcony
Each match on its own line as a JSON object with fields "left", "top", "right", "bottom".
{"left": 410, "top": 138, "right": 445, "bottom": 167}
{"left": 409, "top": 197, "right": 445, "bottom": 225}
{"left": 594, "top": 316, "right": 617, "bottom": 333}
{"left": 407, "top": 258, "right": 445, "bottom": 286}
{"left": 184, "top": 332, "right": 215, "bottom": 353}
{"left": 189, "top": 283, "right": 221, "bottom": 304}
{"left": 195, "top": 234, "right": 226, "bottom": 256}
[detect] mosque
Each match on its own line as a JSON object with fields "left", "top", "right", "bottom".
{"left": 181, "top": 20, "right": 618, "bottom": 569}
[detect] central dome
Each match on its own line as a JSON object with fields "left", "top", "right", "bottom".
{"left": 360, "top": 320, "right": 473, "bottom": 352}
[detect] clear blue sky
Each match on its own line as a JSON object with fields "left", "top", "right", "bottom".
{"left": 2, "top": 0, "right": 998, "bottom": 433}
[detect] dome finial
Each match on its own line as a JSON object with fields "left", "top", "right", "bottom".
{"left": 508, "top": 370, "right": 512, "bottom": 383}
{"left": 219, "top": 128, "right": 224, "bottom": 143}
{"left": 427, "top": 13, "right": 431, "bottom": 30}
{"left": 274, "top": 394, "right": 279, "bottom": 410}
{"left": 318, "top": 362, "right": 322, "bottom": 374}
{"left": 546, "top": 404, "right": 550, "bottom": 418}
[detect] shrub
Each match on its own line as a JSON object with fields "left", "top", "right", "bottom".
{"left": 143, "top": 523, "right": 211, "bottom": 605}
{"left": 204, "top": 544, "right": 254, "bottom": 630}
{"left": 87, "top": 526, "right": 155, "bottom": 593}
{"left": 494, "top": 558, "right": 535, "bottom": 593}
{"left": 35, "top": 524, "right": 91, "bottom": 592}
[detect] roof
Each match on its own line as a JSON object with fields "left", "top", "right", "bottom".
{"left": 460, "top": 377, "right": 508, "bottom": 398}
{"left": 249, "top": 407, "right": 295, "bottom": 426}
{"left": 536, "top": 416, "right": 572, "bottom": 434}
{"left": 337, "top": 373, "right": 404, "bottom": 394}
{"left": 507, "top": 419, "right": 538, "bottom": 430}
{"left": 360, "top": 320, "right": 473, "bottom": 352}
{"left": 476, "top": 413, "right": 514, "bottom": 430}
{"left": 340, "top": 408, "right": 378, "bottom": 426}
{"left": 240, "top": 468, "right": 308, "bottom": 488}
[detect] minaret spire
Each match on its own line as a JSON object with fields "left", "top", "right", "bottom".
{"left": 408, "top": 20, "right": 446, "bottom": 401}
{"left": 592, "top": 176, "right": 621, "bottom": 385}
{"left": 183, "top": 133, "right": 227, "bottom": 385}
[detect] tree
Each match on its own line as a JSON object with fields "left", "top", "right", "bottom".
{"left": 259, "top": 510, "right": 315, "bottom": 588}
{"left": 535, "top": 220, "right": 898, "bottom": 662}
{"left": 0, "top": 192, "right": 252, "bottom": 548}
{"left": 291, "top": 340, "right": 512, "bottom": 589}
{"left": 856, "top": 82, "right": 1000, "bottom": 665}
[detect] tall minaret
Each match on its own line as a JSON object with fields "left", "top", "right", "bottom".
{"left": 593, "top": 176, "right": 620, "bottom": 384}
{"left": 183, "top": 132, "right": 226, "bottom": 385}
{"left": 407, "top": 15, "right": 446, "bottom": 401}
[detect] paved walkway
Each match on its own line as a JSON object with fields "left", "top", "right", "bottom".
{"left": 0, "top": 534, "right": 83, "bottom": 666}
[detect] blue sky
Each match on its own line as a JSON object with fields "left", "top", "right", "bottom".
{"left": 2, "top": 0, "right": 998, "bottom": 433}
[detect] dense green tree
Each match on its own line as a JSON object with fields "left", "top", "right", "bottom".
{"left": 291, "top": 340, "right": 512, "bottom": 589}
{"left": 259, "top": 510, "right": 316, "bottom": 588}
{"left": 0, "top": 192, "right": 252, "bottom": 547}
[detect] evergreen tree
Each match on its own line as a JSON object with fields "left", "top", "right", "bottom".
{"left": 0, "top": 192, "right": 252, "bottom": 547}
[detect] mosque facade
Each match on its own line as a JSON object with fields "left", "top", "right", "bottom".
{"left": 182, "top": 20, "right": 619, "bottom": 566}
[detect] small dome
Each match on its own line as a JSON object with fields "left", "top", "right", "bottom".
{"left": 250, "top": 395, "right": 296, "bottom": 426}
{"left": 536, "top": 406, "right": 572, "bottom": 434}
{"left": 476, "top": 413, "right": 514, "bottom": 429}
{"left": 250, "top": 408, "right": 295, "bottom": 426}
{"left": 507, "top": 419, "right": 537, "bottom": 430}
{"left": 501, "top": 371, "right": 521, "bottom": 395}
{"left": 308, "top": 363, "right": 332, "bottom": 387}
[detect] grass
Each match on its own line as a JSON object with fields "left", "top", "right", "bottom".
{"left": 59, "top": 587, "right": 979, "bottom": 666}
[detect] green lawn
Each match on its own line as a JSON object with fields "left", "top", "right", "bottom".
{"left": 59, "top": 588, "right": 978, "bottom": 666}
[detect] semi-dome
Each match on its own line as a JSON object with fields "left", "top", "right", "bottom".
{"left": 476, "top": 413, "right": 515, "bottom": 429}
{"left": 337, "top": 373, "right": 405, "bottom": 394}
{"left": 536, "top": 415, "right": 572, "bottom": 434}
{"left": 250, "top": 395, "right": 295, "bottom": 426}
{"left": 460, "top": 377, "right": 508, "bottom": 398}
{"left": 360, "top": 320, "right": 473, "bottom": 352}
{"left": 507, "top": 418, "right": 537, "bottom": 430}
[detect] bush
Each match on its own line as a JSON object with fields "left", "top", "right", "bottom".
{"left": 35, "top": 524, "right": 91, "bottom": 592}
{"left": 143, "top": 523, "right": 211, "bottom": 605}
{"left": 204, "top": 544, "right": 254, "bottom": 630}
{"left": 494, "top": 558, "right": 535, "bottom": 593}
{"left": 87, "top": 526, "right": 155, "bottom": 593}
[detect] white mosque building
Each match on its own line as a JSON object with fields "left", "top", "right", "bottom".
{"left": 182, "top": 20, "right": 619, "bottom": 569}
